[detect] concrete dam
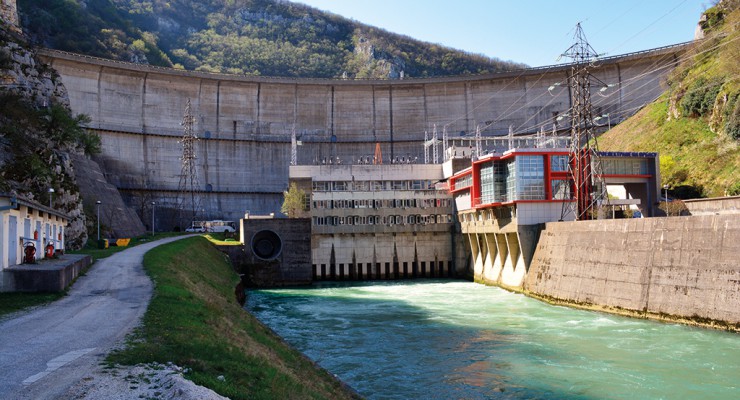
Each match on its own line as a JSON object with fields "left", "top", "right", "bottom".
{"left": 40, "top": 44, "right": 685, "bottom": 225}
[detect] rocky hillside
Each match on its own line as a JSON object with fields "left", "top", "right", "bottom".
{"left": 0, "top": 24, "right": 98, "bottom": 248}
{"left": 17, "top": 0, "right": 525, "bottom": 79}
{"left": 599, "top": 0, "right": 740, "bottom": 198}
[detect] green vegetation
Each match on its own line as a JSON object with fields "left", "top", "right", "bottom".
{"left": 0, "top": 92, "right": 99, "bottom": 199}
{"left": 107, "top": 237, "right": 358, "bottom": 400}
{"left": 281, "top": 182, "right": 308, "bottom": 218}
{"left": 599, "top": 1, "right": 740, "bottom": 197}
{"left": 18, "top": 0, "right": 524, "bottom": 78}
{"left": 203, "top": 232, "right": 241, "bottom": 245}
{"left": 0, "top": 291, "right": 65, "bottom": 317}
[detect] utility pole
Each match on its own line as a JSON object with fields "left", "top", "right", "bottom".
{"left": 560, "top": 23, "right": 609, "bottom": 221}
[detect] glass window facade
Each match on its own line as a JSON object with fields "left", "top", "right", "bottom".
{"left": 480, "top": 162, "right": 495, "bottom": 204}
{"left": 516, "top": 156, "right": 545, "bottom": 200}
{"left": 478, "top": 161, "right": 508, "bottom": 204}
{"left": 453, "top": 174, "right": 472, "bottom": 191}
{"left": 601, "top": 158, "right": 649, "bottom": 175}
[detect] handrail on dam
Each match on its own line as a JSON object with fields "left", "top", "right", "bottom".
{"left": 37, "top": 41, "right": 693, "bottom": 84}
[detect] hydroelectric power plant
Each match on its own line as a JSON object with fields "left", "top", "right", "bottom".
{"left": 39, "top": 43, "right": 683, "bottom": 227}
{"left": 2, "top": 1, "right": 739, "bottom": 398}
{"left": 39, "top": 38, "right": 739, "bottom": 331}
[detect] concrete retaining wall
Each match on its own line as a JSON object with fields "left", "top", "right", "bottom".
{"left": 524, "top": 215, "right": 740, "bottom": 328}
{"left": 236, "top": 218, "right": 312, "bottom": 287}
{"left": 684, "top": 196, "right": 740, "bottom": 215}
{"left": 4, "top": 254, "right": 92, "bottom": 292}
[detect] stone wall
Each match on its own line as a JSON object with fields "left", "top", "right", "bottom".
{"left": 524, "top": 215, "right": 740, "bottom": 329}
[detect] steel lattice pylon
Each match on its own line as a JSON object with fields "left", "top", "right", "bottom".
{"left": 176, "top": 98, "right": 202, "bottom": 227}
{"left": 561, "top": 23, "right": 609, "bottom": 221}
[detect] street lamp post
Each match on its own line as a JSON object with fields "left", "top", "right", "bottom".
{"left": 48, "top": 188, "right": 54, "bottom": 208}
{"left": 96, "top": 200, "right": 101, "bottom": 241}
{"left": 663, "top": 185, "right": 669, "bottom": 203}
{"left": 151, "top": 201, "right": 156, "bottom": 236}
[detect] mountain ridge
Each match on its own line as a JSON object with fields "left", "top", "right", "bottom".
{"left": 17, "top": 0, "right": 525, "bottom": 79}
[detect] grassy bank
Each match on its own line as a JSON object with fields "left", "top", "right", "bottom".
{"left": 0, "top": 291, "right": 65, "bottom": 317}
{"left": 107, "top": 236, "right": 358, "bottom": 400}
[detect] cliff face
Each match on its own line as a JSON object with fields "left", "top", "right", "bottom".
{"left": 0, "top": 0, "right": 19, "bottom": 32}
{"left": 0, "top": 25, "right": 89, "bottom": 248}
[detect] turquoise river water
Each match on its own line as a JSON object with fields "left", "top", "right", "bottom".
{"left": 246, "top": 280, "right": 739, "bottom": 399}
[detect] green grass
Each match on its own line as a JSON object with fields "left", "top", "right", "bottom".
{"left": 107, "top": 237, "right": 359, "bottom": 400}
{"left": 203, "top": 232, "right": 241, "bottom": 246}
{"left": 0, "top": 291, "right": 65, "bottom": 318}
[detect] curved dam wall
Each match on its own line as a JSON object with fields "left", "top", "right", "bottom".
{"left": 524, "top": 215, "right": 740, "bottom": 329}
{"left": 39, "top": 45, "right": 685, "bottom": 223}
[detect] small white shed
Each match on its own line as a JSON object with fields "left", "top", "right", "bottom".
{"left": 0, "top": 194, "right": 69, "bottom": 270}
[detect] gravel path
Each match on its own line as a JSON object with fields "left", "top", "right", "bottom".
{"left": 0, "top": 235, "right": 224, "bottom": 399}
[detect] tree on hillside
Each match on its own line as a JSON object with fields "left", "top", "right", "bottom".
{"left": 281, "top": 182, "right": 308, "bottom": 218}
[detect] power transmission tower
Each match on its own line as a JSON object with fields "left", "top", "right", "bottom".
{"left": 432, "top": 124, "right": 439, "bottom": 164}
{"left": 442, "top": 126, "right": 449, "bottom": 161}
{"left": 290, "top": 125, "right": 297, "bottom": 166}
{"left": 560, "top": 23, "right": 608, "bottom": 221}
{"left": 423, "top": 130, "right": 429, "bottom": 164}
{"left": 474, "top": 124, "right": 482, "bottom": 159}
{"left": 176, "top": 99, "right": 202, "bottom": 228}
{"left": 423, "top": 124, "right": 440, "bottom": 164}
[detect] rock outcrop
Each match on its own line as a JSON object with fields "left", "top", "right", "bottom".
{"left": 1, "top": 24, "right": 144, "bottom": 248}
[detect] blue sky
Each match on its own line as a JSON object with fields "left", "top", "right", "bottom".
{"left": 295, "top": 0, "right": 708, "bottom": 67}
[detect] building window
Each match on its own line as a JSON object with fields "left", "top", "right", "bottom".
{"left": 550, "top": 155, "right": 569, "bottom": 172}
{"left": 551, "top": 179, "right": 572, "bottom": 200}
{"left": 312, "top": 181, "right": 329, "bottom": 191}
{"left": 392, "top": 181, "right": 407, "bottom": 190}
{"left": 601, "top": 158, "right": 648, "bottom": 175}
{"left": 516, "top": 156, "right": 545, "bottom": 200}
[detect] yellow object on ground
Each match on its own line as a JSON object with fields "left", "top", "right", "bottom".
{"left": 115, "top": 238, "right": 130, "bottom": 247}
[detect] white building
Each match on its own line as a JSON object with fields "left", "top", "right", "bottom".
{"left": 289, "top": 164, "right": 460, "bottom": 280}
{"left": 1, "top": 194, "right": 68, "bottom": 272}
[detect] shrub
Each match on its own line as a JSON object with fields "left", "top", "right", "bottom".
{"left": 659, "top": 199, "right": 689, "bottom": 217}
{"left": 728, "top": 182, "right": 740, "bottom": 196}
{"left": 679, "top": 78, "right": 723, "bottom": 118}
{"left": 672, "top": 184, "right": 705, "bottom": 199}
{"left": 725, "top": 93, "right": 740, "bottom": 140}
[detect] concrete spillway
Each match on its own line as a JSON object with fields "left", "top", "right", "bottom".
{"left": 39, "top": 44, "right": 686, "bottom": 224}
